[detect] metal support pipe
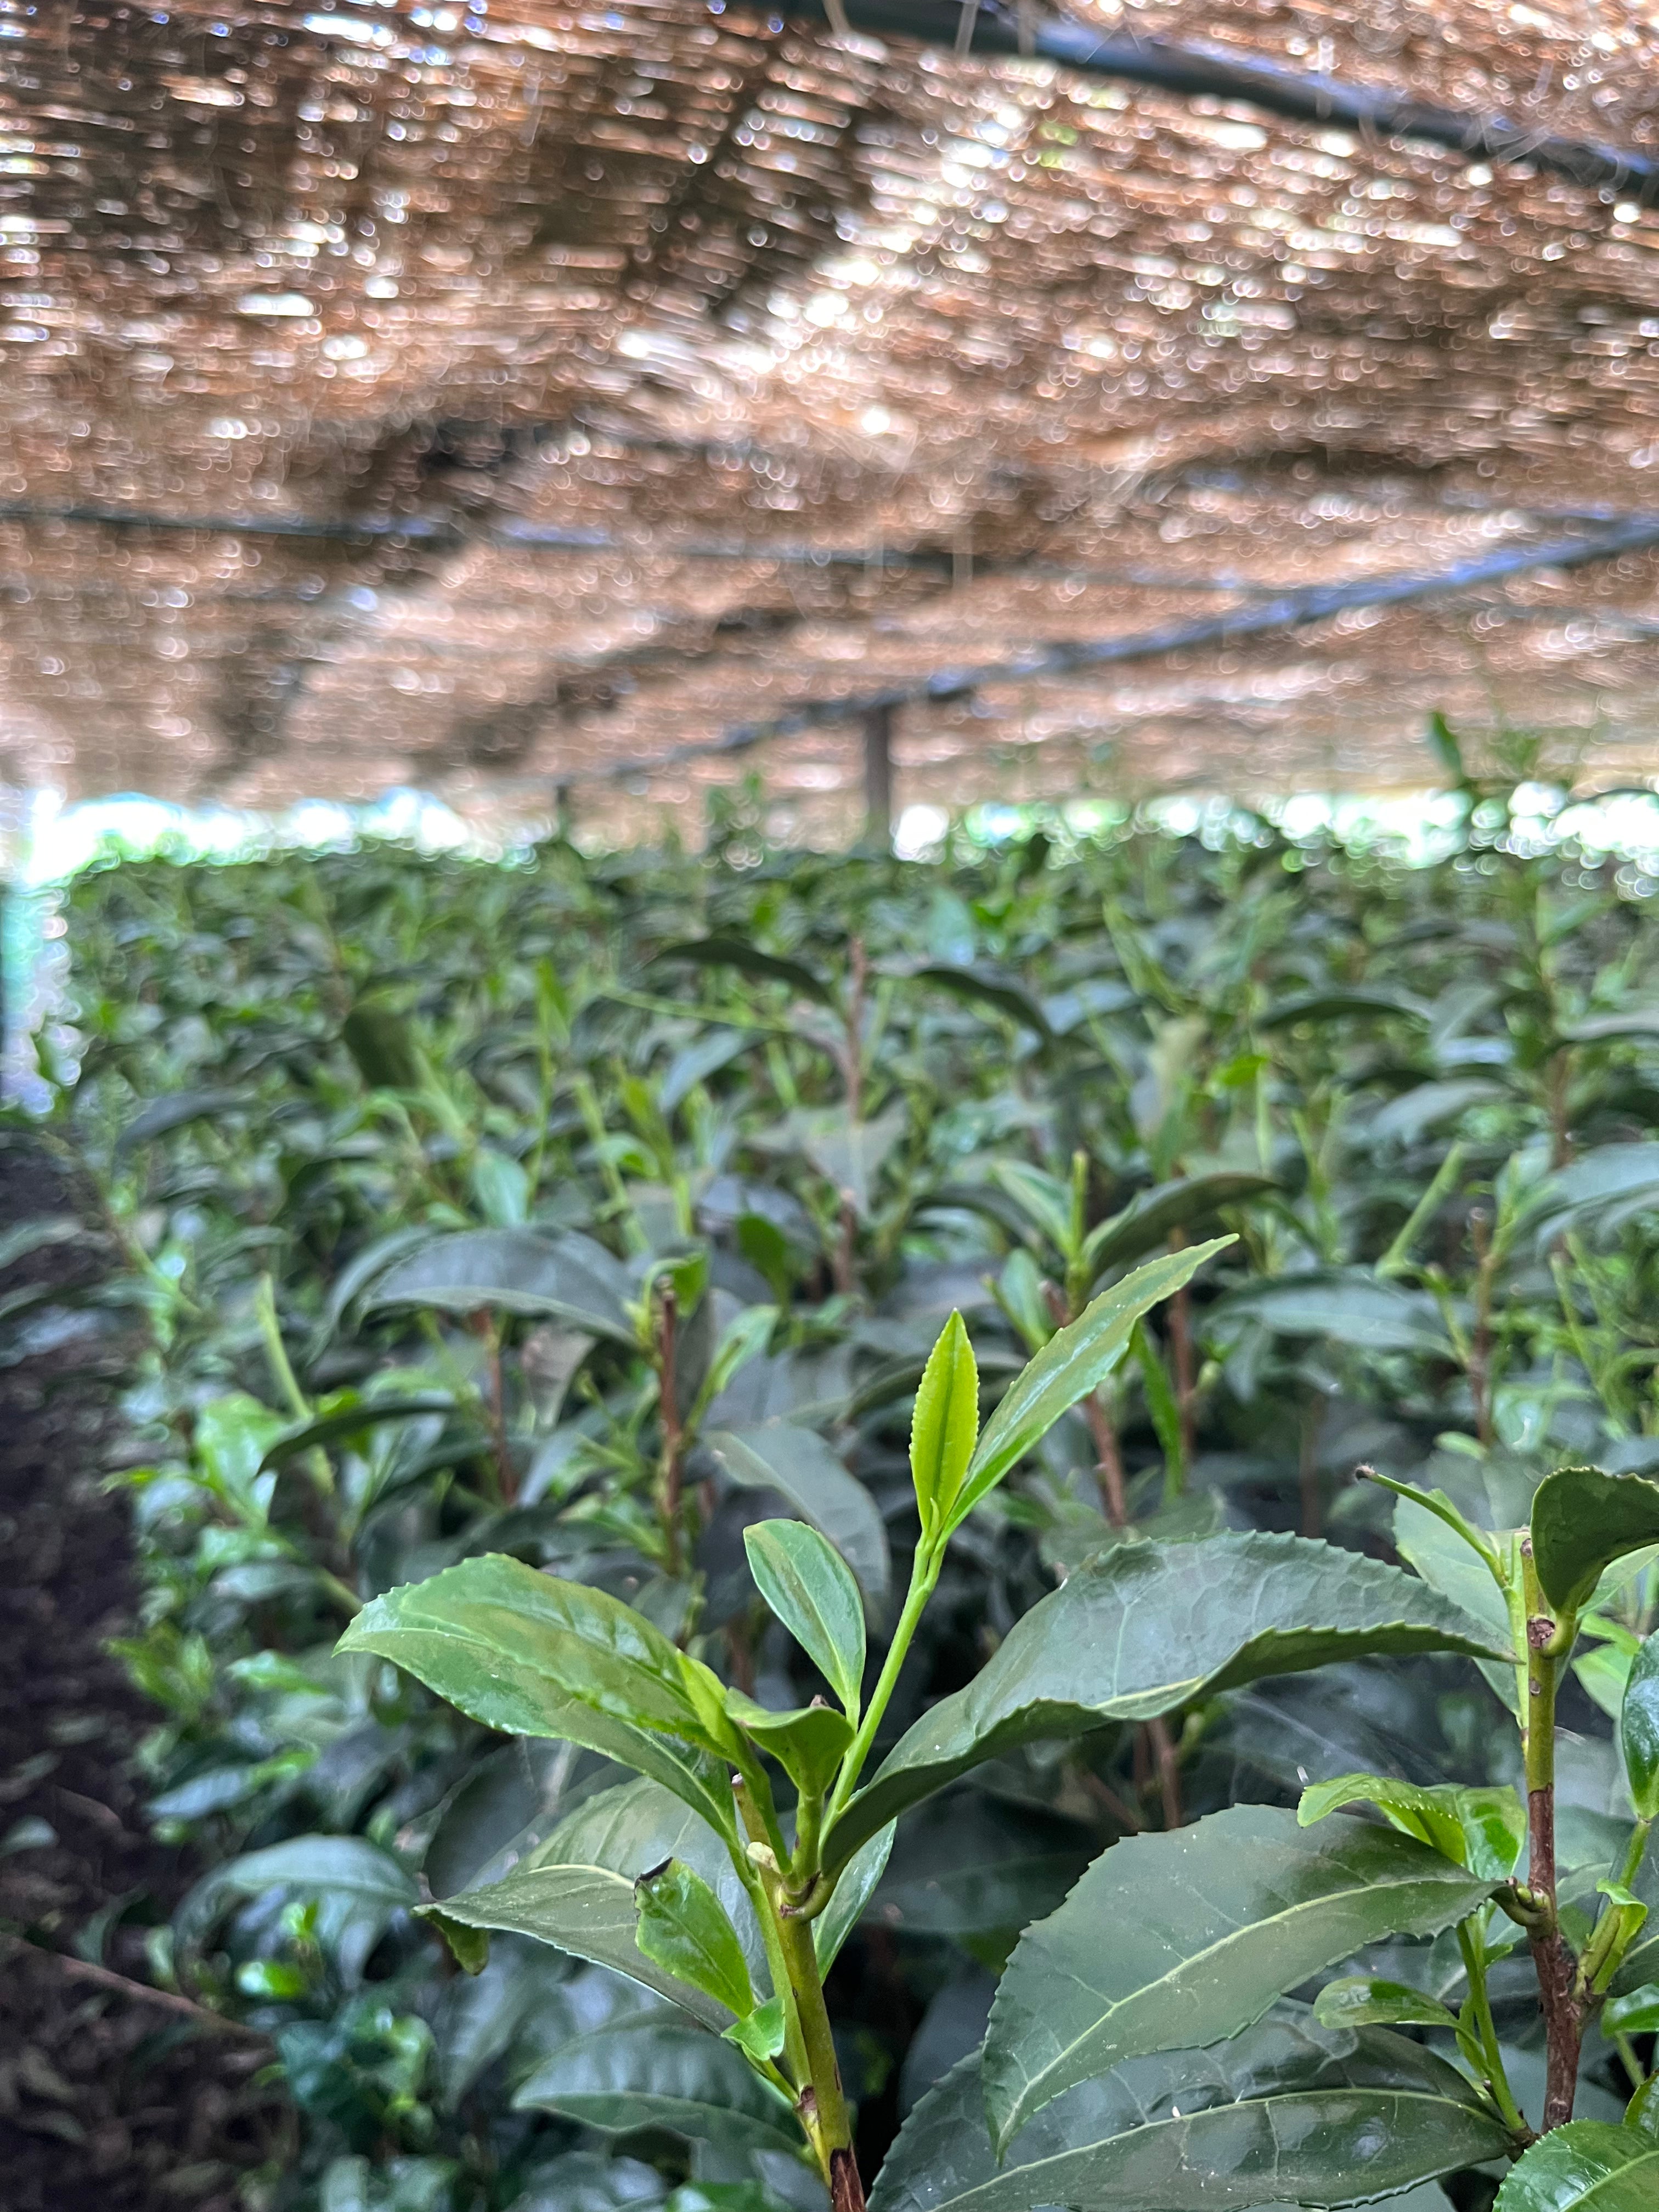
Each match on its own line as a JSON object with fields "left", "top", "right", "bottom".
{"left": 792, "top": 0, "right": 1659, "bottom": 201}
{"left": 585, "top": 516, "right": 1659, "bottom": 786}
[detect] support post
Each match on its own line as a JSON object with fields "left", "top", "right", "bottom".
{"left": 862, "top": 702, "right": 894, "bottom": 850}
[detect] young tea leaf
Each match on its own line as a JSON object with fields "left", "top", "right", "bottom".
{"left": 712, "top": 1428, "right": 890, "bottom": 1604}
{"left": 725, "top": 1691, "right": 853, "bottom": 1799}
{"left": 910, "top": 1310, "right": 980, "bottom": 1540}
{"left": 813, "top": 1821, "right": 895, "bottom": 1973}
{"left": 952, "top": 1240, "right": 1231, "bottom": 1532}
{"left": 1299, "top": 1773, "right": 1524, "bottom": 1879}
{"left": 743, "top": 1519, "right": 866, "bottom": 1718}
{"left": 634, "top": 1859, "right": 757, "bottom": 2021}
{"left": 723, "top": 1994, "right": 787, "bottom": 2066}
{"left": 1621, "top": 1630, "right": 1659, "bottom": 1820}
{"left": 1531, "top": 1465, "right": 1659, "bottom": 1616}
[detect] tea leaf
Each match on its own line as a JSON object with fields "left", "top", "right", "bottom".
{"left": 951, "top": 1241, "right": 1231, "bottom": 1530}
{"left": 984, "top": 1807, "right": 1494, "bottom": 2145}
{"left": 870, "top": 2013, "right": 1510, "bottom": 2212}
{"left": 633, "top": 1860, "right": 756, "bottom": 2020}
{"left": 1493, "top": 2122, "right": 1659, "bottom": 2210}
{"left": 742, "top": 1519, "right": 866, "bottom": 1718}
{"left": 910, "top": 1311, "right": 980, "bottom": 1540}
{"left": 822, "top": 1533, "right": 1509, "bottom": 1874}
{"left": 1531, "top": 1465, "right": 1659, "bottom": 1615}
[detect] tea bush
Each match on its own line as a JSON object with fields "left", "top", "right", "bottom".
{"left": 14, "top": 788, "right": 1659, "bottom": 2211}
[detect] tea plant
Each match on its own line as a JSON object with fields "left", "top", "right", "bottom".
{"left": 11, "top": 789, "right": 1659, "bottom": 2209}
{"left": 340, "top": 1304, "right": 1659, "bottom": 2211}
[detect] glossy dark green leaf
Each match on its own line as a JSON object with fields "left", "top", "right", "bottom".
{"left": 709, "top": 1426, "right": 889, "bottom": 1603}
{"left": 1531, "top": 1466, "right": 1659, "bottom": 1615}
{"left": 364, "top": 1228, "right": 636, "bottom": 1342}
{"left": 1081, "top": 1173, "right": 1278, "bottom": 1280}
{"left": 869, "top": 2010, "right": 1511, "bottom": 2212}
{"left": 430, "top": 1773, "right": 763, "bottom": 2024}
{"left": 951, "top": 1241, "right": 1231, "bottom": 1531}
{"left": 342, "top": 998, "right": 424, "bottom": 1090}
{"left": 984, "top": 1806, "right": 1494, "bottom": 2144}
{"left": 815, "top": 1822, "right": 895, "bottom": 1972}
{"left": 1220, "top": 1274, "right": 1453, "bottom": 1358}
{"left": 514, "top": 2018, "right": 804, "bottom": 2154}
{"left": 1600, "top": 1981, "right": 1659, "bottom": 2035}
{"left": 1259, "top": 988, "right": 1427, "bottom": 1030}
{"left": 338, "top": 1556, "right": 739, "bottom": 1837}
{"left": 910, "top": 964, "right": 1053, "bottom": 1043}
{"left": 424, "top": 1864, "right": 730, "bottom": 2025}
{"left": 633, "top": 1860, "right": 755, "bottom": 2019}
{"left": 174, "top": 1835, "right": 417, "bottom": 1989}
{"left": 1312, "top": 1976, "right": 1458, "bottom": 2032}
{"left": 1523, "top": 1144, "right": 1659, "bottom": 1247}
{"left": 651, "top": 936, "right": 836, "bottom": 1008}
{"left": 910, "top": 1310, "right": 981, "bottom": 1541}
{"left": 1492, "top": 2121, "right": 1659, "bottom": 2210}
{"left": 1621, "top": 1633, "right": 1659, "bottom": 1820}
{"left": 115, "top": 1086, "right": 247, "bottom": 1158}
{"left": 867, "top": 1793, "right": 1092, "bottom": 1940}
{"left": 742, "top": 1519, "right": 865, "bottom": 1717}
{"left": 1559, "top": 1008, "right": 1659, "bottom": 1043}
{"left": 822, "top": 1532, "right": 1510, "bottom": 1875}
{"left": 257, "top": 1393, "right": 458, "bottom": 1472}
{"left": 0, "top": 1215, "right": 83, "bottom": 1271}
{"left": 534, "top": 1776, "right": 753, "bottom": 1938}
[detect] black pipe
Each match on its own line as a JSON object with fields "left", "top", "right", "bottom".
{"left": 586, "top": 517, "right": 1659, "bottom": 782}
{"left": 791, "top": 0, "right": 1659, "bottom": 200}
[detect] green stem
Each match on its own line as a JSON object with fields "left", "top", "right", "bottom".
{"left": 255, "top": 1274, "right": 309, "bottom": 1421}
{"left": 792, "top": 1788, "right": 825, "bottom": 1886}
{"left": 1614, "top": 2033, "right": 1647, "bottom": 2095}
{"left": 776, "top": 1900, "right": 857, "bottom": 2190}
{"left": 572, "top": 1071, "right": 643, "bottom": 1251}
{"left": 1520, "top": 1538, "right": 1583, "bottom": 2132}
{"left": 1617, "top": 1816, "right": 1654, "bottom": 1892}
{"left": 1577, "top": 1816, "right": 1654, "bottom": 1996}
{"left": 826, "top": 1541, "right": 939, "bottom": 1827}
{"left": 1457, "top": 1921, "right": 1526, "bottom": 2135}
{"left": 732, "top": 1782, "right": 810, "bottom": 2090}
{"left": 1378, "top": 1140, "right": 1466, "bottom": 1279}
{"left": 255, "top": 1273, "right": 334, "bottom": 1495}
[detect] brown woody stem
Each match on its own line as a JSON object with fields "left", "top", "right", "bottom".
{"left": 1520, "top": 1539, "right": 1582, "bottom": 2131}
{"left": 1147, "top": 1714, "right": 1184, "bottom": 1829}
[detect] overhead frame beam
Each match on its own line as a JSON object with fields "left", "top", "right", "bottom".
{"left": 0, "top": 501, "right": 1290, "bottom": 597}
{"left": 582, "top": 518, "right": 1659, "bottom": 787}
{"left": 793, "top": 0, "right": 1659, "bottom": 200}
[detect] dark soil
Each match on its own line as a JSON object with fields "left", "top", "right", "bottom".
{"left": 0, "top": 1130, "right": 285, "bottom": 2210}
